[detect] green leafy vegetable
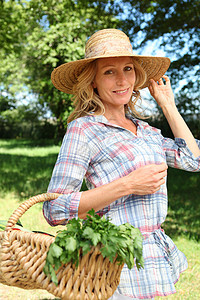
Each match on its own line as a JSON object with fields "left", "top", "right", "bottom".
{"left": 44, "top": 209, "right": 144, "bottom": 285}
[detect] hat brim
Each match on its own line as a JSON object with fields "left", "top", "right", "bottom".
{"left": 51, "top": 54, "right": 171, "bottom": 94}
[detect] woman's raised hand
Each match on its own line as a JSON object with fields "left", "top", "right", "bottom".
{"left": 148, "top": 75, "right": 175, "bottom": 109}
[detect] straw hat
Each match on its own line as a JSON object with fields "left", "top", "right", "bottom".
{"left": 51, "top": 28, "right": 171, "bottom": 94}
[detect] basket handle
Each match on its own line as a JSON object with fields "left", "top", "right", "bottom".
{"left": 5, "top": 193, "right": 60, "bottom": 231}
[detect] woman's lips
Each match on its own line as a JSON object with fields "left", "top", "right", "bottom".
{"left": 113, "top": 88, "right": 129, "bottom": 94}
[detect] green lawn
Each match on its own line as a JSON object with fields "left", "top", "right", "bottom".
{"left": 0, "top": 139, "right": 199, "bottom": 299}
{"left": 0, "top": 139, "right": 60, "bottom": 200}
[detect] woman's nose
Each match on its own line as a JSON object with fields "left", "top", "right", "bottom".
{"left": 116, "top": 71, "right": 126, "bottom": 85}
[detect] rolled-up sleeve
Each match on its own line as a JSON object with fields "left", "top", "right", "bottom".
{"left": 43, "top": 120, "right": 91, "bottom": 226}
{"left": 162, "top": 137, "right": 200, "bottom": 172}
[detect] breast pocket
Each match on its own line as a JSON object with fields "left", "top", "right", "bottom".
{"left": 100, "top": 135, "right": 149, "bottom": 171}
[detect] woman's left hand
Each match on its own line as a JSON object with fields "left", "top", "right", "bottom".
{"left": 148, "top": 75, "right": 175, "bottom": 109}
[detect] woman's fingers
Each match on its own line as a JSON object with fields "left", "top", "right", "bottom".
{"left": 157, "top": 75, "right": 170, "bottom": 86}
{"left": 127, "top": 163, "right": 168, "bottom": 195}
{"left": 150, "top": 75, "right": 170, "bottom": 86}
{"left": 162, "top": 75, "right": 171, "bottom": 86}
{"left": 157, "top": 78, "right": 164, "bottom": 85}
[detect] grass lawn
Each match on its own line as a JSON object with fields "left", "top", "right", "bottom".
{"left": 0, "top": 139, "right": 199, "bottom": 299}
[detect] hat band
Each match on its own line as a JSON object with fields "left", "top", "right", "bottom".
{"left": 85, "top": 40, "right": 134, "bottom": 59}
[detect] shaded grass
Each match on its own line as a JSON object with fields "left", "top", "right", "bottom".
{"left": 0, "top": 139, "right": 64, "bottom": 299}
{"left": 0, "top": 139, "right": 200, "bottom": 299}
{"left": 163, "top": 168, "right": 200, "bottom": 241}
{"left": 0, "top": 138, "right": 59, "bottom": 149}
{"left": 0, "top": 139, "right": 60, "bottom": 199}
{"left": 0, "top": 139, "right": 199, "bottom": 240}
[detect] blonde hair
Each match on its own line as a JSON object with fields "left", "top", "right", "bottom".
{"left": 67, "top": 58, "right": 147, "bottom": 124}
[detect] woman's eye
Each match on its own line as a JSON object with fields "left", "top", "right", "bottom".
{"left": 125, "top": 66, "right": 133, "bottom": 71}
{"left": 104, "top": 70, "right": 113, "bottom": 75}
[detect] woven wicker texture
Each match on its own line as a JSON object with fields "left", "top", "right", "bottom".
{"left": 51, "top": 28, "right": 171, "bottom": 94}
{"left": 0, "top": 193, "right": 123, "bottom": 299}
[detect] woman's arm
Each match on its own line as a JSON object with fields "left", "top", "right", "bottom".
{"left": 78, "top": 162, "right": 167, "bottom": 218}
{"left": 148, "top": 75, "right": 200, "bottom": 158}
{"left": 44, "top": 119, "right": 167, "bottom": 222}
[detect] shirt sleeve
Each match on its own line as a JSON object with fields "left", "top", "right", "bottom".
{"left": 43, "top": 119, "right": 91, "bottom": 226}
{"left": 162, "top": 137, "right": 200, "bottom": 172}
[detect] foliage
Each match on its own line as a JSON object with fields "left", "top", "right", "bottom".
{"left": 0, "top": 95, "right": 57, "bottom": 139}
{"left": 148, "top": 114, "right": 200, "bottom": 140}
{"left": 0, "top": 94, "right": 15, "bottom": 112}
{"left": 116, "top": 0, "right": 200, "bottom": 117}
{"left": 117, "top": 0, "right": 199, "bottom": 74}
{"left": 0, "top": 0, "right": 121, "bottom": 137}
{"left": 44, "top": 209, "right": 144, "bottom": 285}
{"left": 0, "top": 1, "right": 33, "bottom": 94}
{"left": 0, "top": 0, "right": 27, "bottom": 54}
{"left": 0, "top": 0, "right": 199, "bottom": 138}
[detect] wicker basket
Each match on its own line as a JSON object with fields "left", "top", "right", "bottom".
{"left": 0, "top": 193, "right": 123, "bottom": 300}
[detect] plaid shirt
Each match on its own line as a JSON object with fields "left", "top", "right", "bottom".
{"left": 43, "top": 114, "right": 200, "bottom": 298}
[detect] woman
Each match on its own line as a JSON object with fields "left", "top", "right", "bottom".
{"left": 43, "top": 29, "right": 200, "bottom": 299}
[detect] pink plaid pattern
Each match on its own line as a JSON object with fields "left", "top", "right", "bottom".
{"left": 43, "top": 115, "right": 200, "bottom": 298}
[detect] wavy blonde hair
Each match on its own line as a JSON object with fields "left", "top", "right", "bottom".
{"left": 67, "top": 58, "right": 147, "bottom": 123}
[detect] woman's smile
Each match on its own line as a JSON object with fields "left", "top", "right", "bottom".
{"left": 113, "top": 88, "right": 130, "bottom": 95}
{"left": 93, "top": 56, "right": 136, "bottom": 112}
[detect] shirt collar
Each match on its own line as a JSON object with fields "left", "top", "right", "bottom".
{"left": 87, "top": 113, "right": 138, "bottom": 126}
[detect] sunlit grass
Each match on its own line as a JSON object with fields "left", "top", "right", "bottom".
{"left": 0, "top": 192, "right": 63, "bottom": 236}
{"left": 157, "top": 237, "right": 200, "bottom": 299}
{"left": 0, "top": 139, "right": 199, "bottom": 299}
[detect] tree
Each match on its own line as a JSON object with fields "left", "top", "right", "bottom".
{"left": 0, "top": 0, "right": 122, "bottom": 136}
{"left": 23, "top": 0, "right": 122, "bottom": 135}
{"left": 0, "top": 0, "right": 27, "bottom": 54}
{"left": 1, "top": 0, "right": 199, "bottom": 139}
{"left": 115, "top": 0, "right": 200, "bottom": 118}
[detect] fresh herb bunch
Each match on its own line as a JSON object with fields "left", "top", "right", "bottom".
{"left": 44, "top": 209, "right": 144, "bottom": 285}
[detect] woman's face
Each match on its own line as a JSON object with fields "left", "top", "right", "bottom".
{"left": 93, "top": 56, "right": 136, "bottom": 111}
